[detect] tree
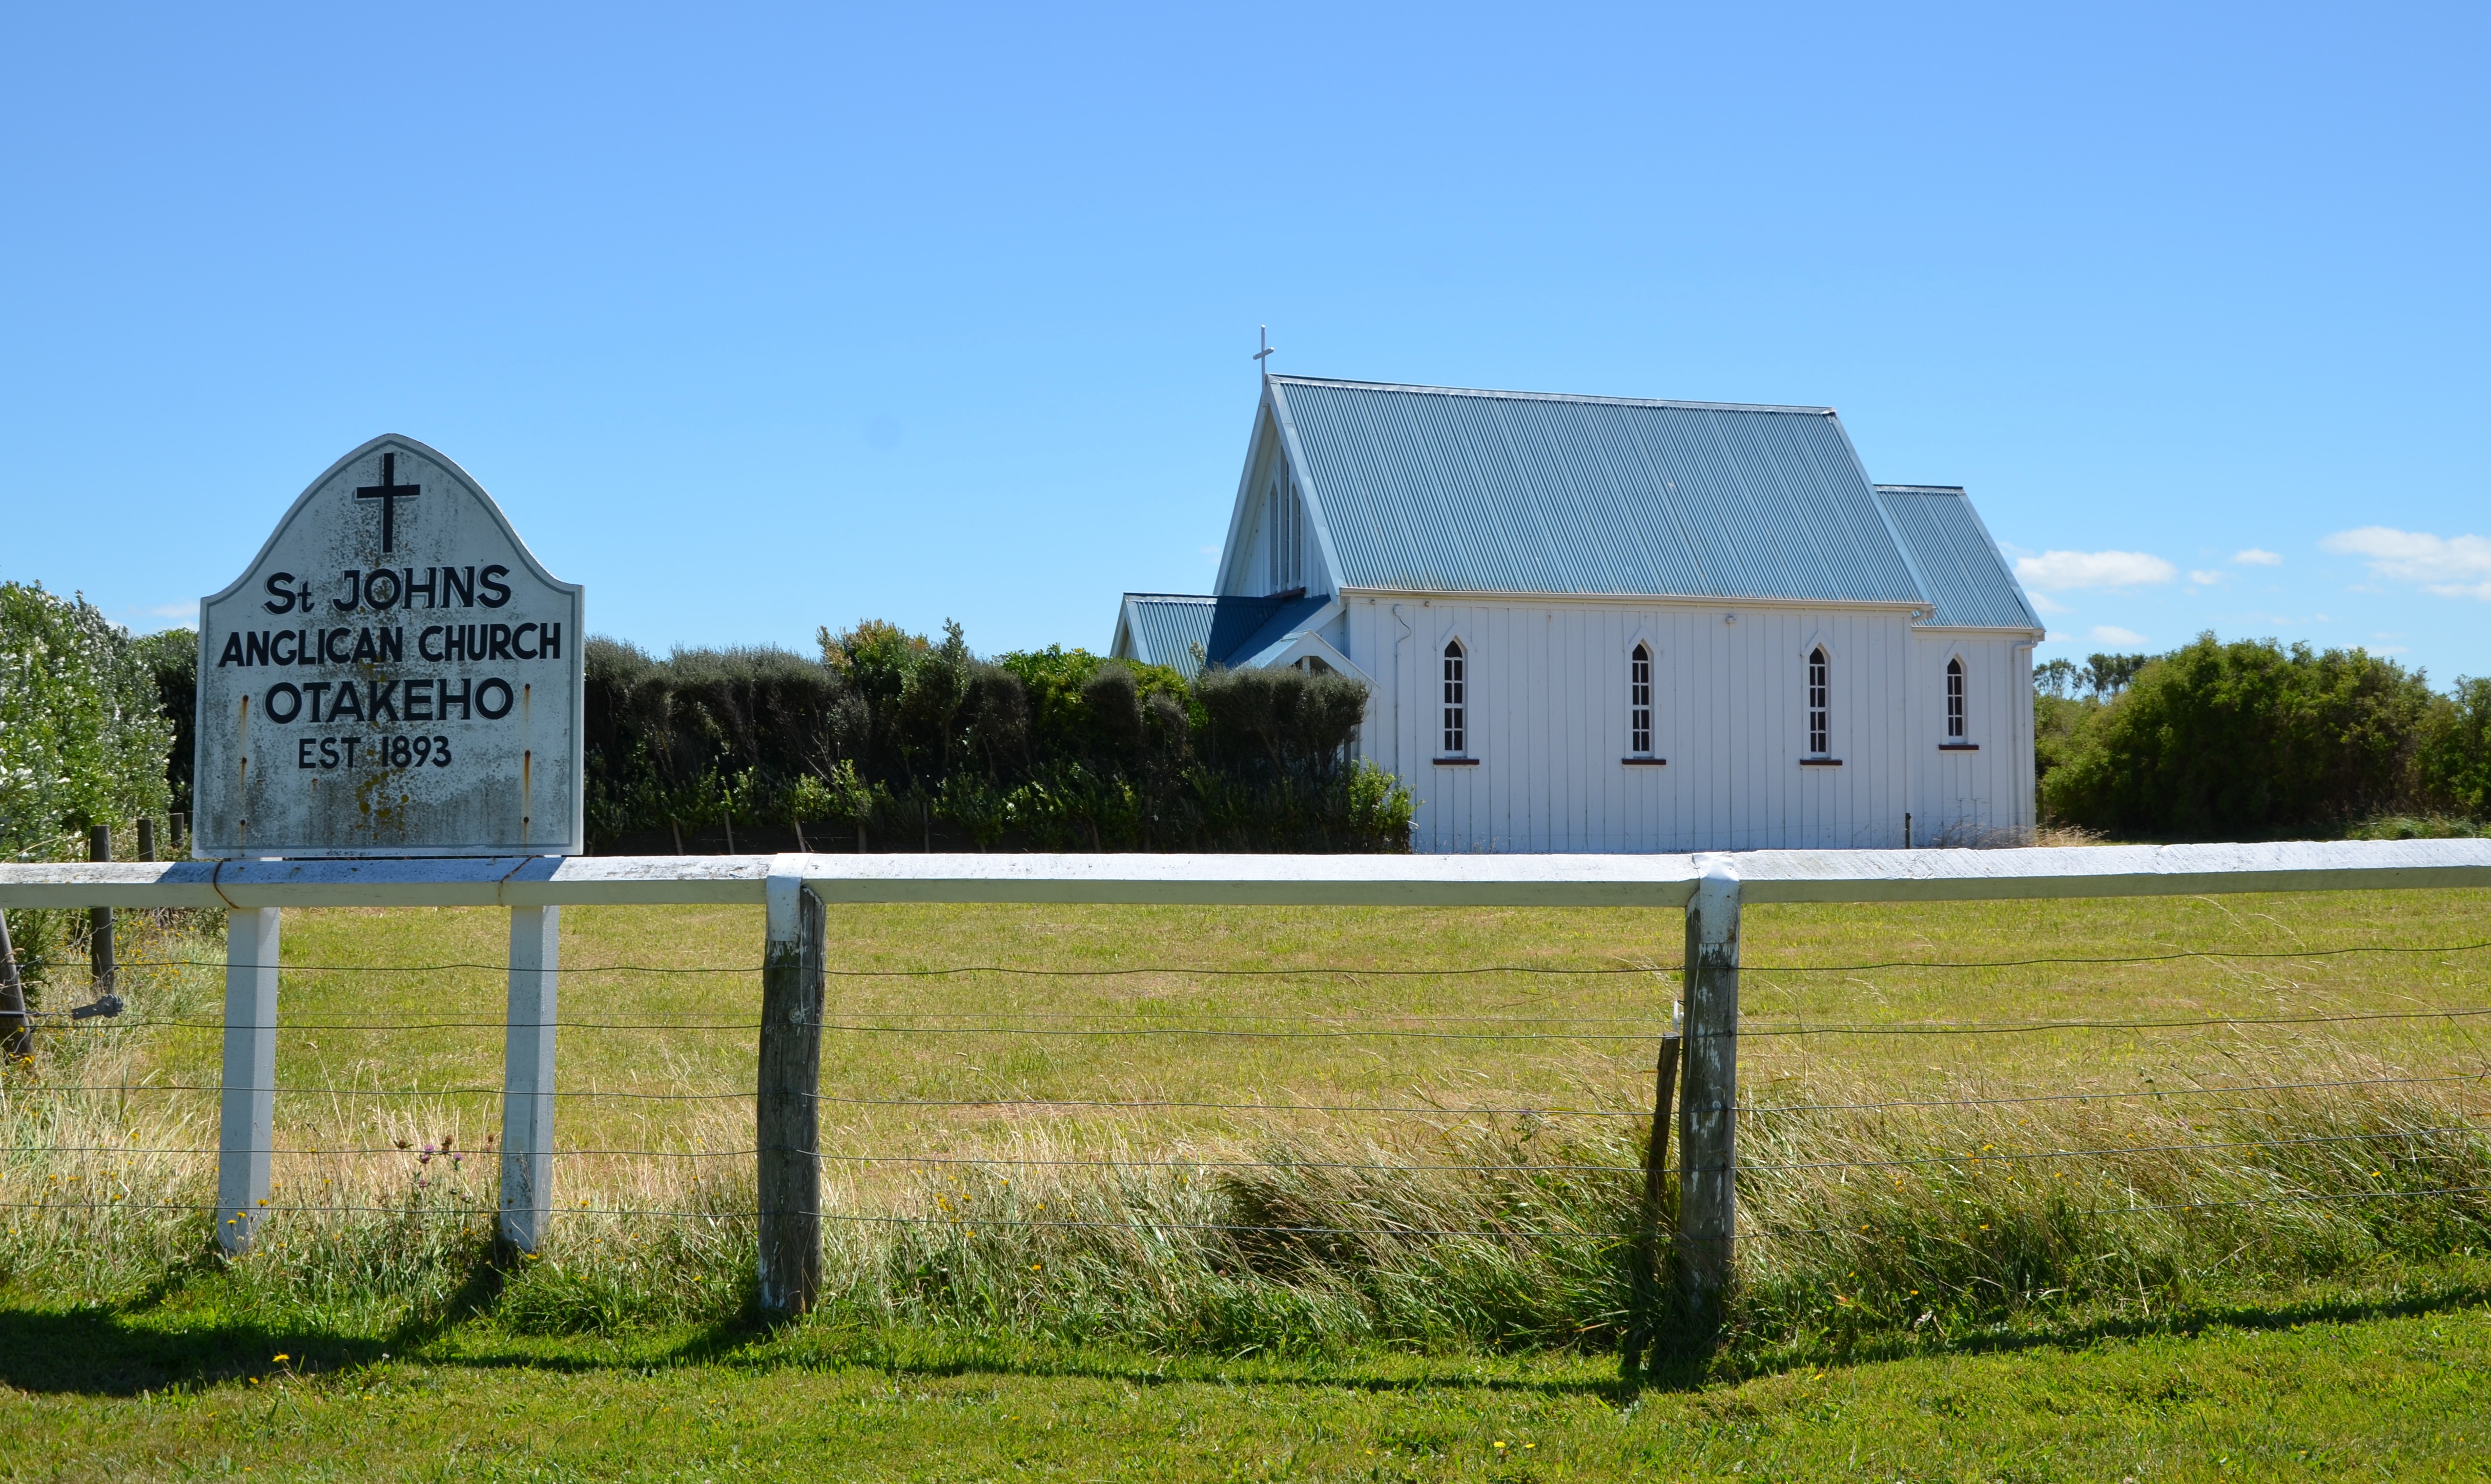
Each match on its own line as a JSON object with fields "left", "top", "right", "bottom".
{"left": 2042, "top": 635, "right": 2436, "bottom": 837}
{"left": 2082, "top": 652, "right": 2147, "bottom": 697}
{"left": 2417, "top": 677, "right": 2491, "bottom": 820}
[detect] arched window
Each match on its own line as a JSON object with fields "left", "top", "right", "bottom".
{"left": 1266, "top": 480, "right": 1301, "bottom": 593}
{"left": 1629, "top": 643, "right": 1653, "bottom": 756}
{"left": 1806, "top": 647, "right": 1830, "bottom": 756}
{"left": 1441, "top": 641, "right": 1467, "bottom": 756}
{"left": 1945, "top": 656, "right": 1966, "bottom": 740}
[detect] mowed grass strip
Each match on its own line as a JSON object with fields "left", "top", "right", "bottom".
{"left": 4, "top": 1292, "right": 2491, "bottom": 1481}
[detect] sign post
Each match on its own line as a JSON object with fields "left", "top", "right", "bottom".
{"left": 195, "top": 435, "right": 584, "bottom": 1254}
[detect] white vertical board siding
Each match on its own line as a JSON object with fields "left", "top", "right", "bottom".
{"left": 2013, "top": 640, "right": 2037, "bottom": 833}
{"left": 1908, "top": 630, "right": 2035, "bottom": 844}
{"left": 1341, "top": 595, "right": 1939, "bottom": 853}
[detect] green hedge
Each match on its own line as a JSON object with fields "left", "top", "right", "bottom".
{"left": 585, "top": 621, "right": 1412, "bottom": 854}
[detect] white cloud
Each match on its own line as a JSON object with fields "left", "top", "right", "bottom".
{"left": 2233, "top": 548, "right": 2283, "bottom": 566}
{"left": 2188, "top": 569, "right": 2224, "bottom": 586}
{"left": 115, "top": 601, "right": 195, "bottom": 633}
{"left": 2090, "top": 625, "right": 2146, "bottom": 645}
{"left": 2014, "top": 550, "right": 2178, "bottom": 591}
{"left": 2027, "top": 591, "right": 2072, "bottom": 614}
{"left": 2320, "top": 526, "right": 2491, "bottom": 599}
{"left": 2044, "top": 630, "right": 2075, "bottom": 643}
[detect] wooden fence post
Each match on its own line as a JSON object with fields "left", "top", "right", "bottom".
{"left": 217, "top": 907, "right": 280, "bottom": 1254}
{"left": 1676, "top": 860, "right": 1741, "bottom": 1347}
{"left": 88, "top": 826, "right": 114, "bottom": 999}
{"left": 1620, "top": 1024, "right": 1682, "bottom": 1377}
{"left": 499, "top": 905, "right": 561, "bottom": 1255}
{"left": 757, "top": 861, "right": 826, "bottom": 1316}
{"left": 0, "top": 906, "right": 29, "bottom": 1060}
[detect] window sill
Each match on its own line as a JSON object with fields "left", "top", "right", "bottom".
{"left": 1433, "top": 756, "right": 1480, "bottom": 767}
{"left": 1620, "top": 757, "right": 1668, "bottom": 767}
{"left": 1799, "top": 757, "right": 1844, "bottom": 767}
{"left": 1939, "top": 743, "right": 1981, "bottom": 752}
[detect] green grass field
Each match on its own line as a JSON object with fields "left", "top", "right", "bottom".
{"left": 7, "top": 1294, "right": 2491, "bottom": 1480}
{"left": 5, "top": 888, "right": 2491, "bottom": 1478}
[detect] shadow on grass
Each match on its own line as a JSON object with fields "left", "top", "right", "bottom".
{"left": 0, "top": 1306, "right": 387, "bottom": 1396}
{"left": 8, "top": 1278, "right": 2491, "bottom": 1400}
{"left": 1712, "top": 1276, "right": 2491, "bottom": 1384}
{"left": 0, "top": 1245, "right": 520, "bottom": 1396}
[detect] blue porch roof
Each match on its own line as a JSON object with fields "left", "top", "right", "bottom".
{"left": 1117, "top": 591, "right": 1333, "bottom": 679}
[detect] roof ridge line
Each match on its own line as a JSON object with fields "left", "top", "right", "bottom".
{"left": 1268, "top": 375, "right": 1836, "bottom": 417}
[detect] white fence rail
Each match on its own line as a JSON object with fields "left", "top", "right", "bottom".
{"left": 4, "top": 838, "right": 2488, "bottom": 1332}
{"left": 6, "top": 838, "right": 2489, "bottom": 909}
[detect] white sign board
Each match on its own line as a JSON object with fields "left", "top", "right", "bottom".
{"left": 193, "top": 435, "right": 584, "bottom": 858}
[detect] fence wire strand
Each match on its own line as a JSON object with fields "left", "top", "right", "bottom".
{"left": 40, "top": 1004, "right": 2491, "bottom": 1039}
{"left": 102, "top": 937, "right": 2491, "bottom": 979}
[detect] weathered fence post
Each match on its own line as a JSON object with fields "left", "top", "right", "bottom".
{"left": 217, "top": 907, "right": 280, "bottom": 1254}
{"left": 757, "top": 859, "right": 826, "bottom": 1316}
{"left": 88, "top": 826, "right": 114, "bottom": 998}
{"left": 499, "top": 904, "right": 561, "bottom": 1255}
{"left": 0, "top": 906, "right": 29, "bottom": 1060}
{"left": 1676, "top": 858, "right": 1741, "bottom": 1347}
{"left": 1620, "top": 1022, "right": 1683, "bottom": 1377}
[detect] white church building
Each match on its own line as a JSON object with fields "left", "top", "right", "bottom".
{"left": 1110, "top": 375, "right": 2045, "bottom": 853}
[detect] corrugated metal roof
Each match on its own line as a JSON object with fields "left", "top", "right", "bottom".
{"left": 1121, "top": 593, "right": 1327, "bottom": 678}
{"left": 1269, "top": 376, "right": 1926, "bottom": 603}
{"left": 1872, "top": 485, "right": 2043, "bottom": 630}
{"left": 1120, "top": 595, "right": 1217, "bottom": 676}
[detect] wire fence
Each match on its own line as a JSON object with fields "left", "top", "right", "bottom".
{"left": 8, "top": 902, "right": 2491, "bottom": 1353}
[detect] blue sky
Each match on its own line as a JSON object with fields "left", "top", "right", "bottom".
{"left": 5, "top": 4, "right": 2486, "bottom": 683}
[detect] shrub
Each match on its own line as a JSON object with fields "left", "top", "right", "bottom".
{"left": 0, "top": 581, "right": 176, "bottom": 982}
{"left": 129, "top": 628, "right": 197, "bottom": 818}
{"left": 0, "top": 582, "right": 173, "bottom": 860}
{"left": 2041, "top": 634, "right": 2441, "bottom": 838}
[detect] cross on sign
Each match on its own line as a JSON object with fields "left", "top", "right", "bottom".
{"left": 355, "top": 452, "right": 421, "bottom": 553}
